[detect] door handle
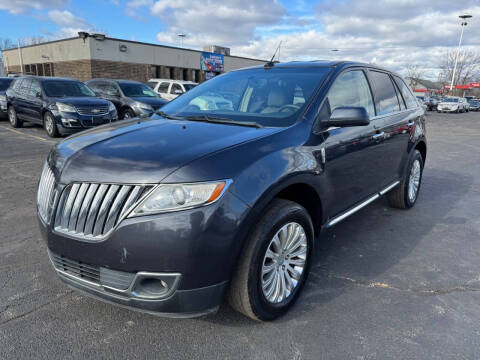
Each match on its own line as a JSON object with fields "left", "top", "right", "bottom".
{"left": 372, "top": 131, "right": 385, "bottom": 140}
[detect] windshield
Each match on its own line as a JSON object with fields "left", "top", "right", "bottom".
{"left": 159, "top": 67, "right": 331, "bottom": 127}
{"left": 444, "top": 98, "right": 459, "bottom": 103}
{"left": 119, "top": 83, "right": 158, "bottom": 97}
{"left": 0, "top": 78, "right": 13, "bottom": 91}
{"left": 44, "top": 80, "right": 95, "bottom": 97}
{"left": 183, "top": 84, "right": 197, "bottom": 91}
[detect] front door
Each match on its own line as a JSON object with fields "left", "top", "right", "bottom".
{"left": 317, "top": 69, "right": 385, "bottom": 217}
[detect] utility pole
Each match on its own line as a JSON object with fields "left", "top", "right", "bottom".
{"left": 450, "top": 14, "right": 472, "bottom": 95}
{"left": 17, "top": 39, "right": 24, "bottom": 74}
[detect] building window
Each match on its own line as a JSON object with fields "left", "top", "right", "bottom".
{"left": 37, "top": 64, "right": 44, "bottom": 76}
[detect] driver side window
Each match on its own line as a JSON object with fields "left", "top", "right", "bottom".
{"left": 326, "top": 70, "right": 375, "bottom": 118}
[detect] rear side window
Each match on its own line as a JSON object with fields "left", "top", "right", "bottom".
{"left": 20, "top": 78, "right": 32, "bottom": 95}
{"left": 326, "top": 70, "right": 375, "bottom": 118}
{"left": 393, "top": 76, "right": 418, "bottom": 109}
{"left": 157, "top": 82, "right": 170, "bottom": 93}
{"left": 147, "top": 81, "right": 157, "bottom": 89}
{"left": 13, "top": 78, "right": 23, "bottom": 91}
{"left": 30, "top": 80, "right": 41, "bottom": 97}
{"left": 171, "top": 83, "right": 183, "bottom": 94}
{"left": 369, "top": 71, "right": 400, "bottom": 115}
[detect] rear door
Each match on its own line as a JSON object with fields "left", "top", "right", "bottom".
{"left": 25, "top": 79, "right": 44, "bottom": 123}
{"left": 16, "top": 78, "right": 32, "bottom": 120}
{"left": 366, "top": 70, "right": 411, "bottom": 187}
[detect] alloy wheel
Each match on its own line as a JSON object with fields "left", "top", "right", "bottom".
{"left": 261, "top": 222, "right": 307, "bottom": 304}
{"left": 408, "top": 159, "right": 421, "bottom": 202}
{"left": 8, "top": 108, "right": 15, "bottom": 126}
{"left": 45, "top": 114, "right": 54, "bottom": 135}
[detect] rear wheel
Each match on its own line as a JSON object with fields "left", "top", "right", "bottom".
{"left": 387, "top": 149, "right": 423, "bottom": 209}
{"left": 228, "top": 199, "right": 314, "bottom": 321}
{"left": 8, "top": 106, "right": 22, "bottom": 128}
{"left": 44, "top": 111, "right": 58, "bottom": 137}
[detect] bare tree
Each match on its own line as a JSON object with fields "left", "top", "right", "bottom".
{"left": 404, "top": 64, "right": 425, "bottom": 89}
{"left": 438, "top": 49, "right": 480, "bottom": 95}
{"left": 0, "top": 38, "right": 14, "bottom": 53}
{"left": 19, "top": 36, "right": 47, "bottom": 46}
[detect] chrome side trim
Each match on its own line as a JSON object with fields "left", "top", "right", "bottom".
{"left": 326, "top": 180, "right": 400, "bottom": 228}
{"left": 379, "top": 180, "right": 400, "bottom": 195}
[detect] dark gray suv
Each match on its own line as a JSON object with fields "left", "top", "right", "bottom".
{"left": 38, "top": 61, "right": 426, "bottom": 320}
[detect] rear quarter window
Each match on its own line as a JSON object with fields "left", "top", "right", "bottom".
{"left": 393, "top": 76, "right": 418, "bottom": 109}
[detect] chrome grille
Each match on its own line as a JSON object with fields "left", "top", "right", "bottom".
{"left": 49, "top": 251, "right": 135, "bottom": 290}
{"left": 37, "top": 164, "right": 56, "bottom": 224}
{"left": 54, "top": 183, "right": 152, "bottom": 240}
{"left": 76, "top": 105, "right": 109, "bottom": 116}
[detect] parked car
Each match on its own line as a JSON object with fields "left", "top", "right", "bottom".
{"left": 0, "top": 77, "right": 14, "bottom": 119}
{"left": 424, "top": 97, "right": 439, "bottom": 111}
{"left": 437, "top": 97, "right": 469, "bottom": 113}
{"left": 468, "top": 99, "right": 480, "bottom": 111}
{"left": 6, "top": 76, "right": 117, "bottom": 137}
{"left": 147, "top": 79, "right": 198, "bottom": 101}
{"left": 37, "top": 61, "right": 426, "bottom": 321}
{"left": 86, "top": 79, "right": 168, "bottom": 119}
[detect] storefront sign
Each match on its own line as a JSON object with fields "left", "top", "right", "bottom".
{"left": 200, "top": 52, "right": 224, "bottom": 72}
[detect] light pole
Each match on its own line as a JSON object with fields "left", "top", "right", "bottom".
{"left": 177, "top": 33, "right": 186, "bottom": 48}
{"left": 450, "top": 14, "right": 472, "bottom": 95}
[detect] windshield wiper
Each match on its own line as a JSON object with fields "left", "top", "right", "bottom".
{"left": 184, "top": 115, "right": 263, "bottom": 128}
{"left": 156, "top": 111, "right": 185, "bottom": 120}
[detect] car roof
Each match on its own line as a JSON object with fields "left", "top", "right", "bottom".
{"left": 148, "top": 79, "right": 198, "bottom": 84}
{"left": 14, "top": 75, "right": 78, "bottom": 82}
{"left": 88, "top": 78, "right": 147, "bottom": 85}
{"left": 233, "top": 60, "right": 403, "bottom": 77}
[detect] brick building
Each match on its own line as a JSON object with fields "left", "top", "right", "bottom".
{"left": 2, "top": 35, "right": 265, "bottom": 83}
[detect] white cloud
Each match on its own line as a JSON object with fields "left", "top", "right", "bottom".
{"left": 152, "top": 0, "right": 286, "bottom": 47}
{"left": 48, "top": 10, "right": 92, "bottom": 29}
{"left": 0, "top": 0, "right": 67, "bottom": 14}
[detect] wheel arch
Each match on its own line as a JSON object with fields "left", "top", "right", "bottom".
{"left": 415, "top": 140, "right": 427, "bottom": 164}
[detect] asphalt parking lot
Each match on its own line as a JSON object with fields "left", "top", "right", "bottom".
{"left": 1, "top": 111, "right": 480, "bottom": 359}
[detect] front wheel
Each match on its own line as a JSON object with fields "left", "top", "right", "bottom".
{"left": 121, "top": 108, "right": 136, "bottom": 119}
{"left": 44, "top": 111, "right": 58, "bottom": 137}
{"left": 8, "top": 106, "right": 22, "bottom": 128}
{"left": 387, "top": 149, "right": 424, "bottom": 209}
{"left": 228, "top": 199, "right": 314, "bottom": 321}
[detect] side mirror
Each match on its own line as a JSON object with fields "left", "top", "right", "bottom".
{"left": 323, "top": 106, "right": 370, "bottom": 127}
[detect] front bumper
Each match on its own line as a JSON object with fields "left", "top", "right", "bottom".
{"left": 0, "top": 100, "right": 7, "bottom": 118}
{"left": 437, "top": 107, "right": 457, "bottom": 112}
{"left": 52, "top": 110, "right": 118, "bottom": 135}
{"left": 39, "top": 189, "right": 250, "bottom": 316}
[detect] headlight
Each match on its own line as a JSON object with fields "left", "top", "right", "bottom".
{"left": 130, "top": 180, "right": 231, "bottom": 216}
{"left": 108, "top": 101, "right": 116, "bottom": 112}
{"left": 133, "top": 102, "right": 153, "bottom": 112}
{"left": 56, "top": 102, "right": 77, "bottom": 113}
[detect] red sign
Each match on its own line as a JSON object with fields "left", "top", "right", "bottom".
{"left": 444, "top": 85, "right": 451, "bottom": 89}
{"left": 456, "top": 85, "right": 469, "bottom": 89}
{"left": 413, "top": 89, "right": 428, "bottom": 92}
{"left": 470, "top": 82, "right": 480, "bottom": 88}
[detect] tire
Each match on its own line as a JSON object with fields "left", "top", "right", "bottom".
{"left": 121, "top": 108, "right": 136, "bottom": 119}
{"left": 228, "top": 199, "right": 314, "bottom": 321}
{"left": 387, "top": 149, "right": 424, "bottom": 209}
{"left": 8, "top": 106, "right": 23, "bottom": 128}
{"left": 43, "top": 111, "right": 59, "bottom": 137}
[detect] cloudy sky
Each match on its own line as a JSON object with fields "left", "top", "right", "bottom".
{"left": 0, "top": 0, "right": 479, "bottom": 79}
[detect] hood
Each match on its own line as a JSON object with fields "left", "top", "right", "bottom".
{"left": 439, "top": 102, "right": 458, "bottom": 106}
{"left": 50, "top": 115, "right": 279, "bottom": 184}
{"left": 51, "top": 96, "right": 111, "bottom": 106}
{"left": 131, "top": 97, "right": 168, "bottom": 107}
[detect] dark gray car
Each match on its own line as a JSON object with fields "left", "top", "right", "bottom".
{"left": 86, "top": 79, "right": 168, "bottom": 119}
{"left": 38, "top": 61, "right": 426, "bottom": 321}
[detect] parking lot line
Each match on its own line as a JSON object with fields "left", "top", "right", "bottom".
{"left": 0, "top": 125, "right": 54, "bottom": 144}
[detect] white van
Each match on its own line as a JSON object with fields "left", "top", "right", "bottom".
{"left": 147, "top": 79, "right": 198, "bottom": 101}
